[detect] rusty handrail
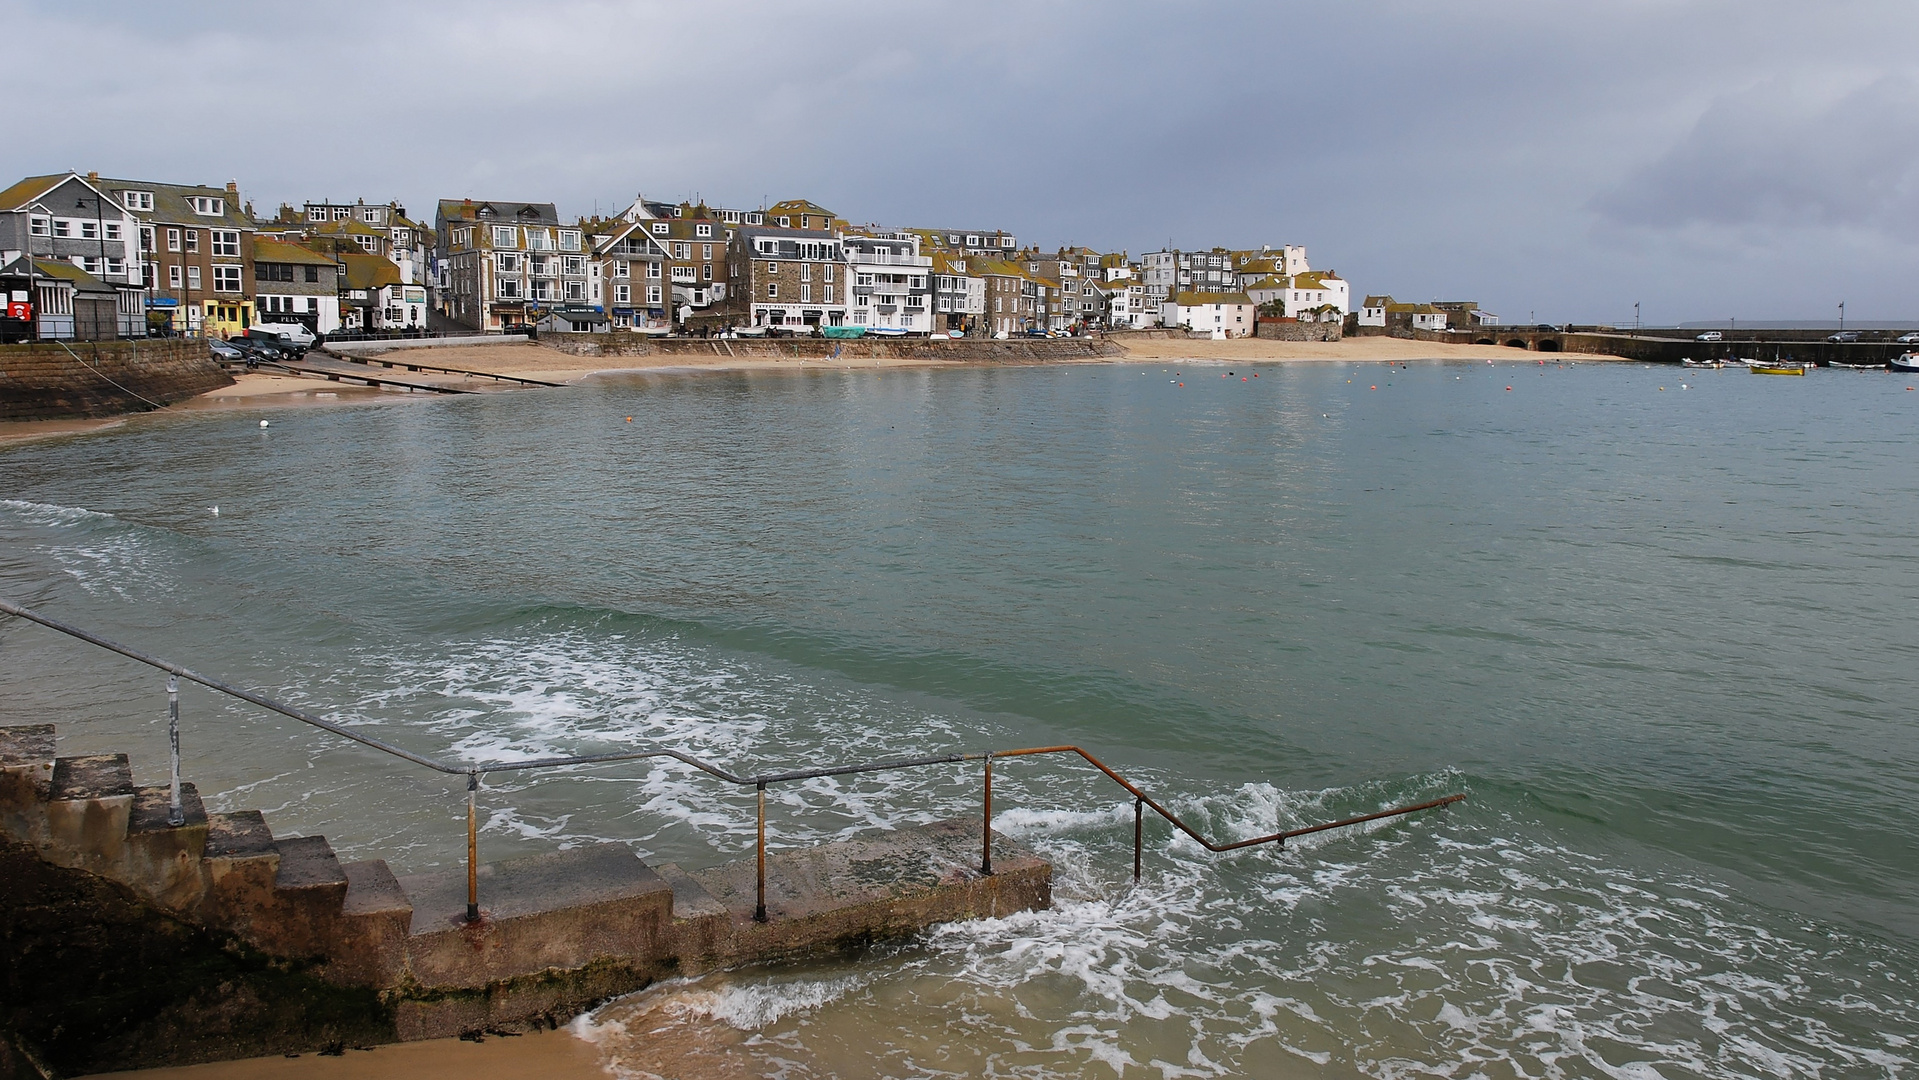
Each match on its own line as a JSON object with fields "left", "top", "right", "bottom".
{"left": 0, "top": 598, "right": 1465, "bottom": 924}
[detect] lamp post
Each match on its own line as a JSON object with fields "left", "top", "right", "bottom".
{"left": 1838, "top": 301, "right": 1845, "bottom": 333}
{"left": 1634, "top": 301, "right": 1640, "bottom": 335}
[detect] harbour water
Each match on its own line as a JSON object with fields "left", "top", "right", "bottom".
{"left": 2, "top": 358, "right": 1915, "bottom": 1077}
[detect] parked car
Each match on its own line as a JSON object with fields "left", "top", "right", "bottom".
{"left": 208, "top": 339, "right": 244, "bottom": 362}
{"left": 229, "top": 336, "right": 289, "bottom": 363}
{"left": 1827, "top": 331, "right": 1860, "bottom": 343}
{"left": 242, "top": 329, "right": 306, "bottom": 356}
{"left": 1896, "top": 332, "right": 1919, "bottom": 343}
{"left": 1695, "top": 331, "right": 1723, "bottom": 342}
{"left": 251, "top": 321, "right": 317, "bottom": 348}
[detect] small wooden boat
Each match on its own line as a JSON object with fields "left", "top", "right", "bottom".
{"left": 1750, "top": 363, "right": 1806, "bottom": 376}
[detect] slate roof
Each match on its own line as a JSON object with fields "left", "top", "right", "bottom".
{"left": 1170, "top": 291, "right": 1253, "bottom": 306}
{"left": 437, "top": 199, "right": 560, "bottom": 226}
{"left": 252, "top": 237, "right": 340, "bottom": 266}
{"left": 92, "top": 176, "right": 254, "bottom": 229}
{"left": 338, "top": 252, "right": 402, "bottom": 291}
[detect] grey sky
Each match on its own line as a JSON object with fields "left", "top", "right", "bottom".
{"left": 12, "top": 0, "right": 1918, "bottom": 324}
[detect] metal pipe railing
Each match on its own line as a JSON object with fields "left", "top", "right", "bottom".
{"left": 0, "top": 599, "right": 1465, "bottom": 923}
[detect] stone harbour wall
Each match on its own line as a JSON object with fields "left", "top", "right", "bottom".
{"left": 0, "top": 339, "right": 232, "bottom": 421}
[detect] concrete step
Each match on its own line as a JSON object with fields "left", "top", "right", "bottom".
{"left": 654, "top": 861, "right": 728, "bottom": 921}
{"left": 328, "top": 859, "right": 414, "bottom": 988}
{"left": 126, "top": 783, "right": 210, "bottom": 913}
{"left": 45, "top": 754, "right": 135, "bottom": 873}
{"left": 393, "top": 842, "right": 675, "bottom": 1031}
{"left": 201, "top": 809, "right": 282, "bottom": 937}
{"left": 275, "top": 834, "right": 348, "bottom": 898}
{"left": 0, "top": 724, "right": 57, "bottom": 844}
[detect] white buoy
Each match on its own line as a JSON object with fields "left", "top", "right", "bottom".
{"left": 259, "top": 419, "right": 269, "bottom": 428}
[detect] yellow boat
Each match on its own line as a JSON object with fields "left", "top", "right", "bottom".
{"left": 1749, "top": 363, "right": 1806, "bottom": 376}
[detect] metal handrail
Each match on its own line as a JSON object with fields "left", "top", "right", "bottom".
{"left": 0, "top": 599, "right": 1465, "bottom": 923}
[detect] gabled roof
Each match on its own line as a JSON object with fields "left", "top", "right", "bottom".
{"left": 0, "top": 174, "right": 76, "bottom": 210}
{"left": 1291, "top": 270, "right": 1342, "bottom": 287}
{"left": 0, "top": 256, "right": 117, "bottom": 294}
{"left": 93, "top": 176, "right": 254, "bottom": 229}
{"left": 587, "top": 219, "right": 669, "bottom": 256}
{"left": 437, "top": 199, "right": 560, "bottom": 226}
{"left": 253, "top": 237, "right": 340, "bottom": 267}
{"left": 766, "top": 198, "right": 835, "bottom": 220}
{"left": 338, "top": 252, "right": 402, "bottom": 291}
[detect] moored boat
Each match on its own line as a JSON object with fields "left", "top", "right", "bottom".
{"left": 820, "top": 325, "right": 866, "bottom": 339}
{"left": 1750, "top": 363, "right": 1806, "bottom": 376}
{"left": 1892, "top": 352, "right": 1919, "bottom": 372}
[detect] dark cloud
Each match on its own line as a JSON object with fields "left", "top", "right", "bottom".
{"left": 10, "top": 0, "right": 1919, "bottom": 321}
{"left": 1595, "top": 76, "right": 1919, "bottom": 232}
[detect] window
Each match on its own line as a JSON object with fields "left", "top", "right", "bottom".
{"left": 559, "top": 230, "right": 581, "bottom": 251}
{"left": 1001, "top": 237, "right": 1015, "bottom": 248}
{"left": 308, "top": 207, "right": 327, "bottom": 222}
{"left": 124, "top": 191, "right": 154, "bottom": 211}
{"left": 497, "top": 278, "right": 520, "bottom": 298}
{"left": 105, "top": 257, "right": 124, "bottom": 275}
{"left": 361, "top": 208, "right": 378, "bottom": 223}
{"left": 356, "top": 235, "right": 379, "bottom": 252}
{"left": 695, "top": 223, "right": 711, "bottom": 238}
{"left": 28, "top": 215, "right": 48, "bottom": 237}
{"left": 824, "top": 264, "right": 834, "bottom": 283}
{"left": 763, "top": 261, "right": 777, "bottom": 276}
{"left": 184, "top": 230, "right": 199, "bottom": 253}
{"left": 701, "top": 263, "right": 712, "bottom": 281}
{"left": 646, "top": 262, "right": 661, "bottom": 279}
{"left": 801, "top": 284, "right": 811, "bottom": 303}
{"left": 615, "top": 283, "right": 630, "bottom": 304}
{"left": 80, "top": 220, "right": 99, "bottom": 240}
{"left": 492, "top": 226, "right": 517, "bottom": 247}
{"left": 211, "top": 230, "right": 239, "bottom": 257}
{"left": 651, "top": 223, "right": 668, "bottom": 235}
{"left": 777, "top": 216, "right": 791, "bottom": 227}
{"left": 526, "top": 229, "right": 552, "bottom": 251}
{"left": 701, "top": 243, "right": 712, "bottom": 260}
{"left": 213, "top": 265, "right": 241, "bottom": 292}
{"left": 169, "top": 265, "right": 182, "bottom": 288}
{"left": 566, "top": 281, "right": 585, "bottom": 301}
{"left": 673, "top": 242, "right": 690, "bottom": 260}
{"left": 562, "top": 256, "right": 584, "bottom": 276}
{"left": 187, "top": 266, "right": 202, "bottom": 289}
{"left": 104, "top": 222, "right": 122, "bottom": 241}
{"left": 304, "top": 266, "right": 320, "bottom": 283}
{"left": 800, "top": 263, "right": 811, "bottom": 281}
{"left": 646, "top": 285, "right": 662, "bottom": 304}
{"left": 189, "top": 196, "right": 223, "bottom": 216}
{"left": 614, "top": 260, "right": 630, "bottom": 279}
{"left": 139, "top": 226, "right": 154, "bottom": 252}
{"left": 496, "top": 252, "right": 519, "bottom": 273}
{"left": 767, "top": 283, "right": 778, "bottom": 299}
{"left": 52, "top": 219, "right": 72, "bottom": 238}
{"left": 824, "top": 285, "right": 833, "bottom": 304}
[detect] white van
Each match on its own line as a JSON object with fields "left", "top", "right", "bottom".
{"left": 252, "top": 322, "right": 317, "bottom": 348}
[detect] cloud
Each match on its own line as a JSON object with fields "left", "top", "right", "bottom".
{"left": 1594, "top": 76, "right": 1919, "bottom": 233}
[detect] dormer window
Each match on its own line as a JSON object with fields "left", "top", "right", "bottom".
{"left": 651, "top": 223, "right": 668, "bottom": 235}
{"left": 307, "top": 207, "right": 327, "bottom": 222}
{"left": 123, "top": 191, "right": 154, "bottom": 212}
{"left": 558, "top": 230, "right": 581, "bottom": 251}
{"left": 777, "top": 216, "right": 791, "bottom": 228}
{"left": 189, "top": 196, "right": 224, "bottom": 216}
{"left": 695, "top": 223, "right": 711, "bottom": 238}
{"left": 361, "top": 208, "right": 378, "bottom": 223}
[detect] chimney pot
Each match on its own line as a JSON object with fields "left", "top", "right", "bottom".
{"left": 226, "top": 180, "right": 238, "bottom": 194}
{"left": 87, "top": 170, "right": 99, "bottom": 184}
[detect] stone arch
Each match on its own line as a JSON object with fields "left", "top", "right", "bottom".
{"left": 1476, "top": 338, "right": 1496, "bottom": 346}
{"left": 1537, "top": 338, "right": 1562, "bottom": 352}
{"left": 1506, "top": 338, "right": 1529, "bottom": 349}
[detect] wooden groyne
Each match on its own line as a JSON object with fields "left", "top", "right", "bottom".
{"left": 0, "top": 722, "right": 1050, "bottom": 1071}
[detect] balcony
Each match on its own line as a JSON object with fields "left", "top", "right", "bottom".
{"left": 849, "top": 252, "right": 932, "bottom": 268}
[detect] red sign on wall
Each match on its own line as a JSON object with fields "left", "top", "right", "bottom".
{"left": 5, "top": 301, "right": 30, "bottom": 320}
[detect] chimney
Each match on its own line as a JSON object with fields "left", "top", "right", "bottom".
{"left": 226, "top": 180, "right": 238, "bottom": 195}
{"left": 87, "top": 170, "right": 99, "bottom": 184}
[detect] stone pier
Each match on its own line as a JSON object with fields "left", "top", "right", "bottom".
{"left": 0, "top": 723, "right": 1051, "bottom": 1068}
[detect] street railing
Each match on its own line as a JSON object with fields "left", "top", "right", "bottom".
{"left": 0, "top": 599, "right": 1464, "bottom": 923}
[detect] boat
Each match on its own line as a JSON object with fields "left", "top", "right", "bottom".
{"left": 820, "top": 325, "right": 866, "bottom": 339}
{"left": 1749, "top": 363, "right": 1806, "bottom": 376}
{"left": 1682, "top": 357, "right": 1726, "bottom": 368}
{"left": 1827, "top": 356, "right": 1885, "bottom": 369}
{"left": 865, "top": 326, "right": 908, "bottom": 337}
{"left": 732, "top": 325, "right": 768, "bottom": 337}
{"left": 1893, "top": 352, "right": 1919, "bottom": 372}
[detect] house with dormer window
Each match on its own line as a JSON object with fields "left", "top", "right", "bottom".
{"left": 583, "top": 217, "right": 669, "bottom": 330}
{"left": 434, "top": 199, "right": 583, "bottom": 330}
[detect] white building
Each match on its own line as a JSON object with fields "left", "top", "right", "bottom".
{"left": 844, "top": 231, "right": 933, "bottom": 333}
{"left": 1108, "top": 282, "right": 1158, "bottom": 329}
{"left": 1281, "top": 271, "right": 1349, "bottom": 322}
{"left": 1358, "top": 295, "right": 1392, "bottom": 327}
{"left": 1161, "top": 291, "right": 1253, "bottom": 339}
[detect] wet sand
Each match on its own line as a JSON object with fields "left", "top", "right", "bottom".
{"left": 90, "top": 1028, "right": 610, "bottom": 1080}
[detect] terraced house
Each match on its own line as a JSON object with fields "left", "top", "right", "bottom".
{"left": 930, "top": 251, "right": 985, "bottom": 334}
{"left": 249, "top": 237, "right": 341, "bottom": 334}
{"left": 92, "top": 175, "right": 256, "bottom": 338}
{"left": 972, "top": 256, "right": 1040, "bottom": 337}
{"left": 616, "top": 199, "right": 730, "bottom": 327}
{"left": 0, "top": 171, "right": 145, "bottom": 338}
{"left": 435, "top": 200, "right": 588, "bottom": 331}
{"left": 728, "top": 222, "right": 846, "bottom": 330}
{"left": 583, "top": 217, "right": 670, "bottom": 331}
{"left": 843, "top": 231, "right": 932, "bottom": 333}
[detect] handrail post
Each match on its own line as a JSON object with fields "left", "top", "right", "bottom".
{"left": 465, "top": 770, "right": 480, "bottom": 923}
{"left": 754, "top": 781, "right": 768, "bottom": 923}
{"left": 1133, "top": 796, "right": 1142, "bottom": 882}
{"left": 980, "top": 752, "right": 993, "bottom": 876}
{"left": 165, "top": 675, "right": 184, "bottom": 826}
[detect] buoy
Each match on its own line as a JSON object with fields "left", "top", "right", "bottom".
{"left": 1505, "top": 386, "right": 1512, "bottom": 391}
{"left": 259, "top": 420, "right": 269, "bottom": 428}
{"left": 1370, "top": 385, "right": 1376, "bottom": 390}
{"left": 625, "top": 417, "right": 633, "bottom": 422}
{"left": 1242, "top": 377, "right": 1248, "bottom": 381}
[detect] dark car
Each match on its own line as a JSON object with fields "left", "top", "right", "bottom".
{"left": 229, "top": 336, "right": 290, "bottom": 363}
{"left": 1827, "top": 331, "right": 1860, "bottom": 343}
{"left": 1535, "top": 323, "right": 1556, "bottom": 332}
{"left": 242, "top": 329, "right": 306, "bottom": 357}
{"left": 208, "top": 339, "right": 245, "bottom": 362}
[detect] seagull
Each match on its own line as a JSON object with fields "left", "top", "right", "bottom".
{"left": 208, "top": 506, "right": 219, "bottom": 516}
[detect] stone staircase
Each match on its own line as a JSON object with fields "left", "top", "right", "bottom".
{"left": 0, "top": 722, "right": 1052, "bottom": 1041}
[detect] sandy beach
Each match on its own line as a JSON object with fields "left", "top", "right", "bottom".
{"left": 1, "top": 336, "right": 1584, "bottom": 449}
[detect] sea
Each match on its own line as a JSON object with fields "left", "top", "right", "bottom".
{"left": 1, "top": 356, "right": 1914, "bottom": 1079}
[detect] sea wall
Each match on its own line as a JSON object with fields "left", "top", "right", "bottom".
{"left": 0, "top": 339, "right": 232, "bottom": 421}
{"left": 544, "top": 335, "right": 1120, "bottom": 362}
{"left": 1254, "top": 319, "right": 1343, "bottom": 342}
